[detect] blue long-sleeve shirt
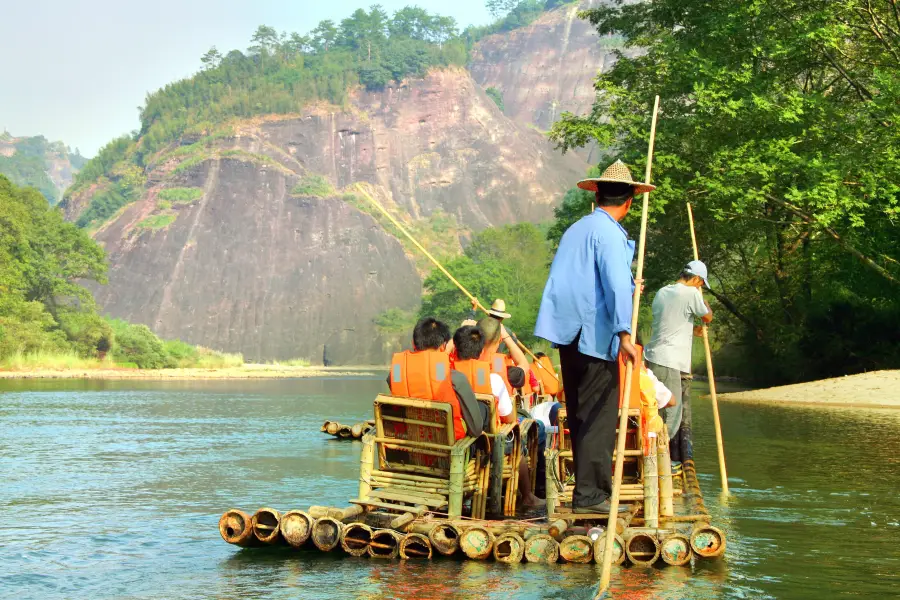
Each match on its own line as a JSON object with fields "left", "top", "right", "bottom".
{"left": 534, "top": 208, "right": 635, "bottom": 361}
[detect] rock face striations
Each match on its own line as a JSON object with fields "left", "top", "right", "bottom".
{"left": 78, "top": 68, "right": 587, "bottom": 363}
{"left": 469, "top": 0, "right": 633, "bottom": 161}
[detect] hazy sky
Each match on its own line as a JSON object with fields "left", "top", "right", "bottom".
{"left": 0, "top": 0, "right": 493, "bottom": 156}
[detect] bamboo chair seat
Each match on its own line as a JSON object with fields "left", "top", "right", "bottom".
{"left": 357, "top": 394, "right": 489, "bottom": 520}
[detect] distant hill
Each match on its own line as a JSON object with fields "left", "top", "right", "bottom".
{"left": 0, "top": 132, "right": 86, "bottom": 204}
{"left": 59, "top": 2, "right": 616, "bottom": 364}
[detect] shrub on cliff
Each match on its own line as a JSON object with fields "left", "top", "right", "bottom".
{"left": 109, "top": 320, "right": 169, "bottom": 369}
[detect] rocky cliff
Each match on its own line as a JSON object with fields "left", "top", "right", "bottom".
{"left": 0, "top": 134, "right": 85, "bottom": 203}
{"left": 81, "top": 68, "right": 587, "bottom": 363}
{"left": 469, "top": 0, "right": 633, "bottom": 161}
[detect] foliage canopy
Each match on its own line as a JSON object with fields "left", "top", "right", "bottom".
{"left": 549, "top": 0, "right": 900, "bottom": 383}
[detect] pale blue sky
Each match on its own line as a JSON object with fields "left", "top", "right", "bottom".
{"left": 0, "top": 0, "right": 493, "bottom": 156}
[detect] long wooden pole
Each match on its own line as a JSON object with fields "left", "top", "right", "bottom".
{"left": 597, "top": 94, "right": 660, "bottom": 596}
{"left": 686, "top": 203, "right": 729, "bottom": 494}
{"left": 354, "top": 184, "right": 560, "bottom": 382}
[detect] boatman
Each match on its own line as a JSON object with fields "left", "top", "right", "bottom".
{"left": 644, "top": 261, "right": 713, "bottom": 473}
{"left": 534, "top": 160, "right": 655, "bottom": 514}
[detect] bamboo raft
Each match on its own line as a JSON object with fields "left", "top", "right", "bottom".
{"left": 321, "top": 419, "right": 375, "bottom": 440}
{"left": 220, "top": 396, "right": 726, "bottom": 567}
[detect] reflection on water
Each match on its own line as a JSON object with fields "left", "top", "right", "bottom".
{"left": 1, "top": 378, "right": 899, "bottom": 599}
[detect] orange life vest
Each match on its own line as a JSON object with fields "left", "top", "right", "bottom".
{"left": 453, "top": 359, "right": 493, "bottom": 395}
{"left": 390, "top": 349, "right": 450, "bottom": 400}
{"left": 486, "top": 352, "right": 512, "bottom": 395}
{"left": 534, "top": 356, "right": 560, "bottom": 396}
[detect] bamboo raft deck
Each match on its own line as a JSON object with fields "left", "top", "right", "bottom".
{"left": 220, "top": 398, "right": 726, "bottom": 567}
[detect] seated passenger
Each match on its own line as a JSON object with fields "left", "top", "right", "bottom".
{"left": 477, "top": 317, "right": 529, "bottom": 403}
{"left": 388, "top": 318, "right": 482, "bottom": 441}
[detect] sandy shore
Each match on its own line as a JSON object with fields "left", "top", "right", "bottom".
{"left": 0, "top": 364, "right": 380, "bottom": 380}
{"left": 718, "top": 370, "right": 900, "bottom": 408}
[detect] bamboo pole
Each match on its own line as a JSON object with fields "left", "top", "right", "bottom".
{"left": 280, "top": 510, "right": 314, "bottom": 548}
{"left": 311, "top": 516, "right": 343, "bottom": 551}
{"left": 524, "top": 533, "right": 560, "bottom": 564}
{"left": 368, "top": 529, "right": 402, "bottom": 559}
{"left": 686, "top": 202, "right": 729, "bottom": 494}
{"left": 218, "top": 509, "right": 256, "bottom": 547}
{"left": 690, "top": 522, "right": 726, "bottom": 558}
{"left": 660, "top": 533, "right": 692, "bottom": 566}
{"left": 643, "top": 436, "right": 659, "bottom": 528}
{"left": 340, "top": 522, "right": 373, "bottom": 556}
{"left": 658, "top": 426, "right": 674, "bottom": 518}
{"left": 624, "top": 529, "right": 661, "bottom": 566}
{"left": 493, "top": 533, "right": 526, "bottom": 563}
{"left": 399, "top": 532, "right": 433, "bottom": 559}
{"left": 251, "top": 507, "right": 283, "bottom": 544}
{"left": 427, "top": 523, "right": 461, "bottom": 556}
{"left": 460, "top": 526, "right": 495, "bottom": 560}
{"left": 559, "top": 535, "right": 594, "bottom": 563}
{"left": 354, "top": 183, "right": 559, "bottom": 382}
{"left": 598, "top": 94, "right": 660, "bottom": 595}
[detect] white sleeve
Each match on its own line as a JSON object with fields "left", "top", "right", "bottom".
{"left": 491, "top": 373, "right": 513, "bottom": 418}
{"left": 691, "top": 288, "right": 709, "bottom": 318}
{"left": 646, "top": 368, "right": 673, "bottom": 409}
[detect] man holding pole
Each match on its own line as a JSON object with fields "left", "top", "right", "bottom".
{"left": 644, "top": 261, "right": 713, "bottom": 473}
{"left": 534, "top": 160, "right": 655, "bottom": 514}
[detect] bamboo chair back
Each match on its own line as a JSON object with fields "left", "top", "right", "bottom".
{"left": 374, "top": 394, "right": 454, "bottom": 476}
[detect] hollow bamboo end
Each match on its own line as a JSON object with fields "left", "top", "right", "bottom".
{"left": 251, "top": 507, "right": 283, "bottom": 544}
{"left": 280, "top": 510, "right": 314, "bottom": 548}
{"left": 593, "top": 533, "right": 625, "bottom": 566}
{"left": 559, "top": 535, "right": 594, "bottom": 563}
{"left": 660, "top": 533, "right": 692, "bottom": 566}
{"left": 219, "top": 509, "right": 255, "bottom": 546}
{"left": 399, "top": 532, "right": 432, "bottom": 560}
{"left": 312, "top": 516, "right": 343, "bottom": 551}
{"left": 428, "top": 523, "right": 461, "bottom": 556}
{"left": 368, "top": 529, "right": 402, "bottom": 559}
{"left": 493, "top": 533, "right": 525, "bottom": 564}
{"left": 340, "top": 522, "right": 373, "bottom": 557}
{"left": 325, "top": 422, "right": 340, "bottom": 435}
{"left": 625, "top": 531, "right": 660, "bottom": 566}
{"left": 524, "top": 533, "right": 559, "bottom": 564}
{"left": 690, "top": 524, "right": 726, "bottom": 558}
{"left": 460, "top": 526, "right": 495, "bottom": 560}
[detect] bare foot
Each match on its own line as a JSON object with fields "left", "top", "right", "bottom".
{"left": 521, "top": 494, "right": 544, "bottom": 509}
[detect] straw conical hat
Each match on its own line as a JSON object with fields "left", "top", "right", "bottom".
{"left": 577, "top": 160, "right": 656, "bottom": 194}
{"left": 488, "top": 298, "right": 511, "bottom": 319}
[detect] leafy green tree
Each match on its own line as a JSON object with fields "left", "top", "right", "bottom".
{"left": 200, "top": 47, "right": 222, "bottom": 70}
{"left": 248, "top": 25, "right": 280, "bottom": 57}
{"left": 311, "top": 20, "right": 339, "bottom": 52}
{"left": 419, "top": 223, "right": 551, "bottom": 346}
{"left": 549, "top": 0, "right": 900, "bottom": 383}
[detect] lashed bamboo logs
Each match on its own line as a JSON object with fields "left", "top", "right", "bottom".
{"left": 428, "top": 523, "right": 461, "bottom": 556}
{"left": 311, "top": 516, "right": 342, "bottom": 551}
{"left": 322, "top": 420, "right": 374, "bottom": 440}
{"left": 400, "top": 533, "right": 433, "bottom": 559}
{"left": 593, "top": 533, "right": 625, "bottom": 566}
{"left": 252, "top": 508, "right": 283, "bottom": 544}
{"left": 524, "top": 534, "right": 559, "bottom": 564}
{"left": 280, "top": 510, "right": 314, "bottom": 548}
{"left": 493, "top": 533, "right": 525, "bottom": 563}
{"left": 660, "top": 533, "right": 692, "bottom": 566}
{"left": 460, "top": 526, "right": 495, "bottom": 560}
{"left": 548, "top": 518, "right": 570, "bottom": 540}
{"left": 559, "top": 535, "right": 594, "bottom": 563}
{"left": 625, "top": 530, "right": 661, "bottom": 566}
{"left": 690, "top": 523, "right": 726, "bottom": 558}
{"left": 368, "top": 529, "right": 402, "bottom": 559}
{"left": 658, "top": 427, "right": 674, "bottom": 518}
{"left": 643, "top": 436, "right": 659, "bottom": 528}
{"left": 219, "top": 509, "right": 255, "bottom": 547}
{"left": 341, "top": 523, "right": 373, "bottom": 557}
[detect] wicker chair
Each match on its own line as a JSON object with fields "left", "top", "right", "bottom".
{"left": 354, "top": 395, "right": 489, "bottom": 520}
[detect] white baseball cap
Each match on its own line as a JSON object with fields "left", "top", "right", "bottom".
{"left": 684, "top": 260, "right": 709, "bottom": 287}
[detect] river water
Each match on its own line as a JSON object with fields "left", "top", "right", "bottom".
{"left": 1, "top": 377, "right": 898, "bottom": 599}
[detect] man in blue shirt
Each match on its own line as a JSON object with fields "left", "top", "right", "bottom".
{"left": 534, "top": 160, "right": 654, "bottom": 514}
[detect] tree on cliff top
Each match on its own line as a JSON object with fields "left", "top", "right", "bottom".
{"left": 549, "top": 0, "right": 900, "bottom": 383}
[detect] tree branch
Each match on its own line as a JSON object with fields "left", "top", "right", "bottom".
{"left": 705, "top": 286, "right": 763, "bottom": 339}
{"left": 763, "top": 193, "right": 900, "bottom": 286}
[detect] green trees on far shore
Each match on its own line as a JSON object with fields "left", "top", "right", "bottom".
{"left": 549, "top": 0, "right": 900, "bottom": 384}
{"left": 0, "top": 176, "right": 241, "bottom": 369}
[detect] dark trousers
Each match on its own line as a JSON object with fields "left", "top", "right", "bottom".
{"left": 559, "top": 336, "right": 619, "bottom": 508}
{"left": 671, "top": 376, "right": 693, "bottom": 463}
